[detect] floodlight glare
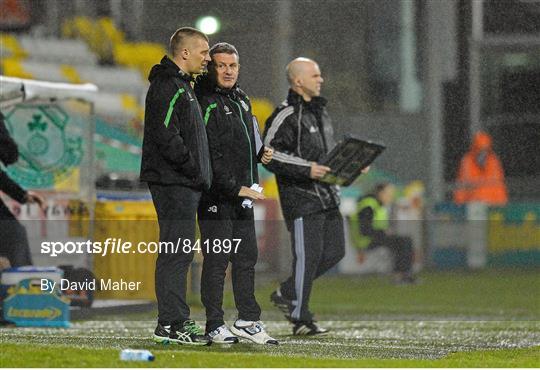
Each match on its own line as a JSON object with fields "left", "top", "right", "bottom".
{"left": 196, "top": 16, "right": 220, "bottom": 35}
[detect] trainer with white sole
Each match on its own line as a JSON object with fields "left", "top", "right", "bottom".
{"left": 263, "top": 58, "right": 370, "bottom": 336}
{"left": 230, "top": 320, "right": 279, "bottom": 345}
{"left": 141, "top": 27, "right": 212, "bottom": 346}
{"left": 195, "top": 42, "right": 278, "bottom": 345}
{"left": 208, "top": 324, "right": 239, "bottom": 344}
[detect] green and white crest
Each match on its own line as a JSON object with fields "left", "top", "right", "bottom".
{"left": 4, "top": 104, "right": 84, "bottom": 189}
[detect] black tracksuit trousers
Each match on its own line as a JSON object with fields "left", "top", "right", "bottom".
{"left": 280, "top": 208, "right": 345, "bottom": 323}
{"left": 198, "top": 198, "right": 261, "bottom": 332}
{"left": 0, "top": 206, "right": 32, "bottom": 267}
{"left": 369, "top": 235, "right": 414, "bottom": 273}
{"left": 149, "top": 183, "right": 201, "bottom": 325}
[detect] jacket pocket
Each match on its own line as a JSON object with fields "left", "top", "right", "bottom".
{"left": 180, "top": 152, "right": 199, "bottom": 179}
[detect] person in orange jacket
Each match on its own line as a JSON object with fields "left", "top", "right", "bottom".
{"left": 454, "top": 131, "right": 508, "bottom": 206}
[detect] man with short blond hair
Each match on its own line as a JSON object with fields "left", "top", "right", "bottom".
{"left": 140, "top": 26, "right": 211, "bottom": 345}
{"left": 169, "top": 27, "right": 209, "bottom": 56}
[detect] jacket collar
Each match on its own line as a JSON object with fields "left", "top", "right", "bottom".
{"left": 161, "top": 55, "right": 193, "bottom": 83}
{"left": 286, "top": 89, "right": 327, "bottom": 110}
{"left": 214, "top": 84, "right": 241, "bottom": 100}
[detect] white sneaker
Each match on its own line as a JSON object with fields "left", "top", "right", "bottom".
{"left": 230, "top": 319, "right": 279, "bottom": 345}
{"left": 208, "top": 325, "right": 239, "bottom": 344}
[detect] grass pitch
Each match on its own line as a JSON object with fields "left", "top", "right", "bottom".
{"left": 1, "top": 269, "right": 539, "bottom": 367}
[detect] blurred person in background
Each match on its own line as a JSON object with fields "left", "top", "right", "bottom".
{"left": 350, "top": 182, "right": 415, "bottom": 284}
{"left": 263, "top": 57, "right": 369, "bottom": 336}
{"left": 194, "top": 42, "right": 277, "bottom": 345}
{"left": 0, "top": 112, "right": 44, "bottom": 269}
{"left": 139, "top": 27, "right": 212, "bottom": 346}
{"left": 453, "top": 131, "right": 508, "bottom": 206}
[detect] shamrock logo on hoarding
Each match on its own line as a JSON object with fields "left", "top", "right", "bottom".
{"left": 3, "top": 104, "right": 84, "bottom": 188}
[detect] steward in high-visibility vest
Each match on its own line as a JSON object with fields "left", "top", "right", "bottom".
{"left": 454, "top": 131, "right": 508, "bottom": 205}
{"left": 349, "top": 183, "right": 416, "bottom": 284}
{"left": 349, "top": 195, "right": 389, "bottom": 250}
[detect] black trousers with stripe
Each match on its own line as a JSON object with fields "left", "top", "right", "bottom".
{"left": 149, "top": 183, "right": 201, "bottom": 325}
{"left": 280, "top": 208, "right": 345, "bottom": 322}
{"left": 198, "top": 198, "right": 261, "bottom": 332}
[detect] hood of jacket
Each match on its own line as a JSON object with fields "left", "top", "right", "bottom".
{"left": 470, "top": 131, "right": 493, "bottom": 154}
{"left": 148, "top": 55, "right": 192, "bottom": 83}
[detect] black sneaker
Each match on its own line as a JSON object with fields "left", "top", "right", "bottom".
{"left": 153, "top": 322, "right": 171, "bottom": 344}
{"left": 293, "top": 321, "right": 329, "bottom": 336}
{"left": 169, "top": 320, "right": 211, "bottom": 346}
{"left": 270, "top": 288, "right": 293, "bottom": 322}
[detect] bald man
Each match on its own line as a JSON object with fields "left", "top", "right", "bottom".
{"left": 262, "top": 58, "right": 345, "bottom": 335}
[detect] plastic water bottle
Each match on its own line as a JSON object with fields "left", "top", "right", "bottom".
{"left": 120, "top": 349, "right": 155, "bottom": 361}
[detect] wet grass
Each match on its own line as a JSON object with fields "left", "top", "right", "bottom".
{"left": 1, "top": 269, "right": 539, "bottom": 367}
{"left": 1, "top": 342, "right": 538, "bottom": 367}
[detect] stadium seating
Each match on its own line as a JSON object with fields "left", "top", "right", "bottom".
{"left": 17, "top": 35, "right": 98, "bottom": 65}
{"left": 1, "top": 22, "right": 146, "bottom": 184}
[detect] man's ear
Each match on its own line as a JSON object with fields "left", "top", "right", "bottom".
{"left": 181, "top": 48, "right": 189, "bottom": 60}
{"left": 294, "top": 77, "right": 302, "bottom": 87}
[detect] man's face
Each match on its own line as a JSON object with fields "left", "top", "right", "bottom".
{"left": 212, "top": 52, "right": 239, "bottom": 89}
{"left": 379, "top": 185, "right": 396, "bottom": 207}
{"left": 298, "top": 62, "right": 323, "bottom": 98}
{"left": 184, "top": 37, "right": 211, "bottom": 74}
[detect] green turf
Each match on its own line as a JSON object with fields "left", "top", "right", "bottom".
{"left": 1, "top": 269, "right": 539, "bottom": 367}
{"left": 1, "top": 343, "right": 538, "bottom": 367}
{"left": 304, "top": 268, "right": 540, "bottom": 319}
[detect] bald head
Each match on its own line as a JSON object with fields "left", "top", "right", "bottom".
{"left": 286, "top": 57, "right": 323, "bottom": 101}
{"left": 286, "top": 57, "right": 316, "bottom": 84}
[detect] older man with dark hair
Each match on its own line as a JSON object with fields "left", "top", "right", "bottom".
{"left": 194, "top": 42, "right": 277, "bottom": 345}
{"left": 140, "top": 27, "right": 211, "bottom": 346}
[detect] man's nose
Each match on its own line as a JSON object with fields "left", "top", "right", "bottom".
{"left": 205, "top": 54, "right": 211, "bottom": 62}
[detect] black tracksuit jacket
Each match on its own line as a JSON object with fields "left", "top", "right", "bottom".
{"left": 262, "top": 90, "right": 340, "bottom": 221}
{"left": 194, "top": 78, "right": 264, "bottom": 329}
{"left": 0, "top": 112, "right": 33, "bottom": 267}
{"left": 195, "top": 80, "right": 262, "bottom": 201}
{"left": 140, "top": 56, "right": 212, "bottom": 190}
{"left": 0, "top": 112, "right": 27, "bottom": 220}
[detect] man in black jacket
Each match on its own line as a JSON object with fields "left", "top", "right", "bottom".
{"left": 263, "top": 58, "right": 368, "bottom": 336}
{"left": 140, "top": 27, "right": 212, "bottom": 346}
{"left": 195, "top": 42, "right": 277, "bottom": 345}
{"left": 0, "top": 112, "right": 44, "bottom": 268}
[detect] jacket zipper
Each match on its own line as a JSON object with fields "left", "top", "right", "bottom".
{"left": 190, "top": 86, "right": 211, "bottom": 185}
{"left": 230, "top": 98, "right": 254, "bottom": 184}
{"left": 296, "top": 103, "right": 325, "bottom": 208}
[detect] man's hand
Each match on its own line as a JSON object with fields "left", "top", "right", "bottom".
{"left": 261, "top": 147, "right": 273, "bottom": 165}
{"left": 310, "top": 162, "right": 331, "bottom": 179}
{"left": 26, "top": 191, "right": 45, "bottom": 211}
{"left": 0, "top": 256, "right": 11, "bottom": 270}
{"left": 361, "top": 165, "right": 371, "bottom": 174}
{"left": 238, "top": 186, "right": 265, "bottom": 201}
